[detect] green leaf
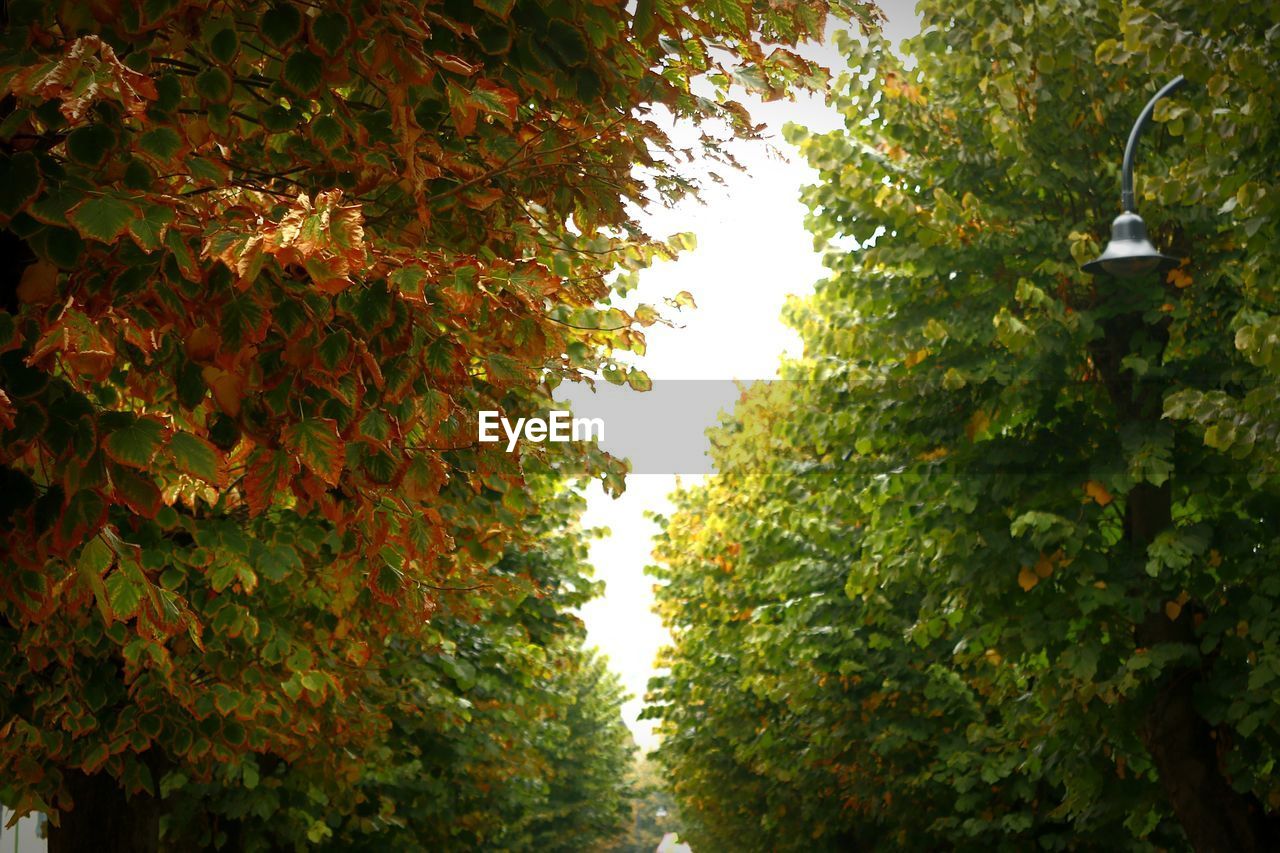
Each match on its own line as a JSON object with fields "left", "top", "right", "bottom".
{"left": 300, "top": 671, "right": 327, "bottom": 693}
{"left": 81, "top": 743, "right": 110, "bottom": 774}
{"left": 105, "top": 565, "right": 145, "bottom": 620}
{"left": 311, "top": 11, "right": 349, "bottom": 56}
{"left": 283, "top": 51, "right": 324, "bottom": 93}
{"left": 476, "top": 0, "right": 516, "bottom": 18}
{"left": 194, "top": 68, "right": 232, "bottom": 102}
{"left": 138, "top": 127, "right": 182, "bottom": 162}
{"left": 209, "top": 27, "right": 239, "bottom": 63}
{"left": 55, "top": 488, "right": 107, "bottom": 552}
{"left": 352, "top": 281, "right": 392, "bottom": 332}
{"left": 67, "top": 195, "right": 139, "bottom": 244}
{"left": 627, "top": 368, "right": 652, "bottom": 392}
{"left": 104, "top": 417, "right": 167, "bottom": 469}
{"left": 310, "top": 115, "right": 345, "bottom": 149}
{"left": 439, "top": 655, "right": 476, "bottom": 690}
{"left": 66, "top": 125, "right": 115, "bottom": 166}
{"left": 112, "top": 465, "right": 162, "bottom": 517}
{"left": 388, "top": 264, "right": 430, "bottom": 297}
{"left": 358, "top": 410, "right": 391, "bottom": 442}
{"left": 165, "top": 228, "right": 200, "bottom": 281}
{"left": 127, "top": 204, "right": 175, "bottom": 251}
{"left": 256, "top": 543, "right": 300, "bottom": 582}
{"left": 76, "top": 536, "right": 116, "bottom": 623}
{"left": 209, "top": 554, "right": 254, "bottom": 593}
{"left": 632, "top": 0, "right": 657, "bottom": 42}
{"left": 169, "top": 432, "right": 220, "bottom": 484}
{"left": 312, "top": 327, "right": 348, "bottom": 368}
{"left": 242, "top": 760, "right": 260, "bottom": 790}
{"left": 124, "top": 158, "right": 156, "bottom": 191}
{"left": 0, "top": 152, "right": 41, "bottom": 217}
{"left": 40, "top": 226, "right": 85, "bottom": 268}
{"left": 545, "top": 20, "right": 588, "bottom": 67}
{"left": 260, "top": 4, "right": 303, "bottom": 46}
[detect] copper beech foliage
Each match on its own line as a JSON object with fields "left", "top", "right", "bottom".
{"left": 0, "top": 0, "right": 880, "bottom": 829}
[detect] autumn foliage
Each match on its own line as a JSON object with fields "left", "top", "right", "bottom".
{"left": 0, "top": 0, "right": 879, "bottom": 848}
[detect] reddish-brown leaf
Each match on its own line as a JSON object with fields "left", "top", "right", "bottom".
{"left": 283, "top": 418, "right": 344, "bottom": 486}
{"left": 243, "top": 448, "right": 294, "bottom": 516}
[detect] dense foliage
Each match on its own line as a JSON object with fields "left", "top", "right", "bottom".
{"left": 0, "top": 0, "right": 881, "bottom": 848}
{"left": 649, "top": 1, "right": 1280, "bottom": 850}
{"left": 160, "top": 481, "right": 637, "bottom": 851}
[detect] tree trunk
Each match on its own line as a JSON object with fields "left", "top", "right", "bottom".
{"left": 47, "top": 770, "right": 159, "bottom": 853}
{"left": 1094, "top": 312, "right": 1280, "bottom": 850}
{"left": 1127, "top": 482, "right": 1280, "bottom": 851}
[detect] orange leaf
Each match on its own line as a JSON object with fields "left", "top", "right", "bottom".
{"left": 201, "top": 366, "right": 243, "bottom": 417}
{"left": 243, "top": 448, "right": 293, "bottom": 516}
{"left": 434, "top": 53, "right": 477, "bottom": 75}
{"left": 1166, "top": 268, "right": 1193, "bottom": 289}
{"left": 402, "top": 452, "right": 447, "bottom": 502}
{"left": 1034, "top": 552, "right": 1054, "bottom": 579}
{"left": 1084, "top": 480, "right": 1113, "bottom": 506}
{"left": 966, "top": 409, "right": 991, "bottom": 442}
{"left": 186, "top": 325, "right": 220, "bottom": 362}
{"left": 1017, "top": 566, "right": 1039, "bottom": 591}
{"left": 1165, "top": 601, "right": 1182, "bottom": 620}
{"left": 17, "top": 261, "right": 58, "bottom": 305}
{"left": 284, "top": 418, "right": 344, "bottom": 486}
{"left": 0, "top": 389, "right": 15, "bottom": 431}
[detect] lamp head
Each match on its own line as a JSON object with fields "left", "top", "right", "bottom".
{"left": 1082, "top": 211, "right": 1178, "bottom": 277}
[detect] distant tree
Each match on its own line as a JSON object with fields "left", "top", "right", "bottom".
{"left": 606, "top": 756, "right": 686, "bottom": 853}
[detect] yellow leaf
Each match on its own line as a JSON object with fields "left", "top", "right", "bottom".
{"left": 1017, "top": 566, "right": 1038, "bottom": 591}
{"left": 1084, "top": 480, "right": 1113, "bottom": 506}
{"left": 1165, "top": 601, "right": 1182, "bottom": 620}
{"left": 1209, "top": 549, "right": 1222, "bottom": 567}
{"left": 904, "top": 347, "right": 930, "bottom": 368}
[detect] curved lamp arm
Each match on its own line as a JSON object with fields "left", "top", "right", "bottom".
{"left": 1083, "top": 74, "right": 1191, "bottom": 276}
{"left": 1120, "top": 75, "right": 1188, "bottom": 212}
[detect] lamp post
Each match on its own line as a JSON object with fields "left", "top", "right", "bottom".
{"left": 1082, "top": 75, "right": 1188, "bottom": 276}
{"left": 1074, "top": 73, "right": 1280, "bottom": 849}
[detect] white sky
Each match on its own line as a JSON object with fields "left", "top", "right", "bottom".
{"left": 578, "top": 2, "right": 923, "bottom": 751}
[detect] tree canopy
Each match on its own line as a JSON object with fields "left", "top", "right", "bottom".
{"left": 648, "top": 0, "right": 1280, "bottom": 850}
{"left": 0, "top": 0, "right": 882, "bottom": 849}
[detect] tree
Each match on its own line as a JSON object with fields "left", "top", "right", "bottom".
{"left": 0, "top": 0, "right": 880, "bottom": 849}
{"left": 649, "top": 0, "right": 1280, "bottom": 849}
{"left": 159, "top": 474, "right": 635, "bottom": 851}
{"left": 605, "top": 756, "right": 685, "bottom": 853}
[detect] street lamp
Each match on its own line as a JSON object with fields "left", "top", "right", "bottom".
{"left": 1082, "top": 75, "right": 1188, "bottom": 277}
